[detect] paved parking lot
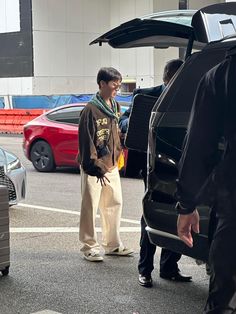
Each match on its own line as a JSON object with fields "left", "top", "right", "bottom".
{"left": 0, "top": 135, "right": 208, "bottom": 314}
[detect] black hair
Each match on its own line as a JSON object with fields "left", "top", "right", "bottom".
{"left": 97, "top": 67, "right": 122, "bottom": 87}
{"left": 163, "top": 59, "right": 184, "bottom": 84}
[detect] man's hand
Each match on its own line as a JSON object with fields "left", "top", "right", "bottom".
{"left": 177, "top": 210, "right": 200, "bottom": 248}
{"left": 97, "top": 175, "right": 110, "bottom": 186}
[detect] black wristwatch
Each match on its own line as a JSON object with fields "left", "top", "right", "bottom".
{"left": 176, "top": 202, "right": 194, "bottom": 215}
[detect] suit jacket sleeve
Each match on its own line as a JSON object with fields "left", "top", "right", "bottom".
{"left": 176, "top": 62, "right": 226, "bottom": 212}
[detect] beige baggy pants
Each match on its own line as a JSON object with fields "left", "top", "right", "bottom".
{"left": 79, "top": 167, "right": 124, "bottom": 254}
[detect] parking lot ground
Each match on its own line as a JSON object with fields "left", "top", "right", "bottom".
{"left": 0, "top": 202, "right": 208, "bottom": 314}
{"left": 2, "top": 232, "right": 208, "bottom": 314}
{"left": 0, "top": 135, "right": 208, "bottom": 313}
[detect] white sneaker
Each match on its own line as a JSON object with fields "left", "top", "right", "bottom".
{"left": 83, "top": 252, "right": 104, "bottom": 262}
{"left": 105, "top": 247, "right": 134, "bottom": 256}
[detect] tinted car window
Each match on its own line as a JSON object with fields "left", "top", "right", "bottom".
{"left": 149, "top": 12, "right": 194, "bottom": 26}
{"left": 47, "top": 106, "right": 84, "bottom": 125}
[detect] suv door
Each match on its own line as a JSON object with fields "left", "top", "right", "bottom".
{"left": 144, "top": 45, "right": 229, "bottom": 262}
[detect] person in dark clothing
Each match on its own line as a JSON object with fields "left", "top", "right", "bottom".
{"left": 176, "top": 48, "right": 236, "bottom": 313}
{"left": 120, "top": 59, "right": 192, "bottom": 288}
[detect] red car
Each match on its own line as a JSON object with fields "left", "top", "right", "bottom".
{"left": 23, "top": 103, "right": 129, "bottom": 173}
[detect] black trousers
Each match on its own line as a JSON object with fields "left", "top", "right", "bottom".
{"left": 204, "top": 216, "right": 236, "bottom": 314}
{"left": 138, "top": 215, "right": 181, "bottom": 276}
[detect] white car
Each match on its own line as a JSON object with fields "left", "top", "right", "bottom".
{"left": 0, "top": 147, "right": 26, "bottom": 205}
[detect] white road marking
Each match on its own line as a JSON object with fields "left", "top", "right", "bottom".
{"left": 17, "top": 203, "right": 80, "bottom": 215}
{"left": 10, "top": 227, "right": 140, "bottom": 233}
{"left": 16, "top": 203, "right": 140, "bottom": 225}
{"left": 31, "top": 310, "right": 62, "bottom": 314}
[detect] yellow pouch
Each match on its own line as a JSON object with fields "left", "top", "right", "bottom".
{"left": 117, "top": 150, "right": 125, "bottom": 170}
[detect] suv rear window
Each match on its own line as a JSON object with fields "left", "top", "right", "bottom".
{"left": 147, "top": 12, "right": 194, "bottom": 27}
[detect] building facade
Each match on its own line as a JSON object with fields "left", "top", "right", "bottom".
{"left": 0, "top": 0, "right": 227, "bottom": 99}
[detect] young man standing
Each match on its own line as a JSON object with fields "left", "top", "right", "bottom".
{"left": 79, "top": 67, "right": 134, "bottom": 262}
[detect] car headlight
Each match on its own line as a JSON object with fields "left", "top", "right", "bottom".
{"left": 7, "top": 159, "right": 21, "bottom": 171}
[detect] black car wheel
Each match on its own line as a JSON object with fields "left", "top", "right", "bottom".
{"left": 30, "top": 140, "right": 55, "bottom": 172}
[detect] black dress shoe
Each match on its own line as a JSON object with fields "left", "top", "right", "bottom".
{"left": 160, "top": 271, "right": 192, "bottom": 282}
{"left": 138, "top": 274, "right": 153, "bottom": 287}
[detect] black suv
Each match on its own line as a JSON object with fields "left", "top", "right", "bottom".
{"left": 91, "top": 3, "right": 236, "bottom": 262}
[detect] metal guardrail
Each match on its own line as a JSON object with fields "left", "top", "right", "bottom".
{"left": 0, "top": 109, "right": 44, "bottom": 134}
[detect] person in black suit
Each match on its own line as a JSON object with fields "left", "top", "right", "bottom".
{"left": 119, "top": 59, "right": 192, "bottom": 288}
{"left": 176, "top": 48, "right": 236, "bottom": 313}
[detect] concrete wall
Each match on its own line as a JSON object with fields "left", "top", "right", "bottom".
{"left": 189, "top": 0, "right": 224, "bottom": 9}
{"left": 18, "top": 0, "right": 231, "bottom": 94}
{"left": 0, "top": 0, "right": 230, "bottom": 96}
{"left": 32, "top": 0, "right": 155, "bottom": 94}
{"left": 110, "top": 0, "right": 154, "bottom": 89}
{"left": 32, "top": 0, "right": 112, "bottom": 94}
{"left": 153, "top": 0, "right": 179, "bottom": 85}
